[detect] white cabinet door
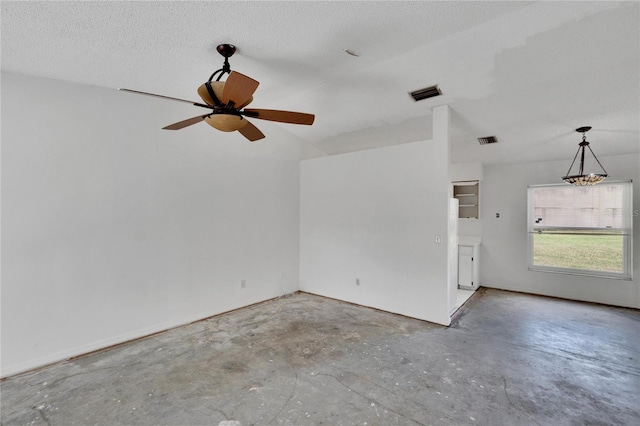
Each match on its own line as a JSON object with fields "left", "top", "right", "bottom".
{"left": 458, "top": 251, "right": 473, "bottom": 287}
{"left": 457, "top": 241, "right": 480, "bottom": 290}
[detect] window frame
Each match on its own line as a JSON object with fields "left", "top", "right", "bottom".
{"left": 527, "top": 180, "right": 633, "bottom": 280}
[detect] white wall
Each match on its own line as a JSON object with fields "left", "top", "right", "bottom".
{"left": 481, "top": 154, "right": 640, "bottom": 308}
{"left": 300, "top": 106, "right": 452, "bottom": 325}
{"left": 447, "top": 198, "right": 459, "bottom": 314}
{"left": 0, "top": 72, "right": 314, "bottom": 377}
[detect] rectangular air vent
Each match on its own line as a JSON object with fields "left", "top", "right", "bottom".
{"left": 478, "top": 136, "right": 498, "bottom": 145}
{"left": 409, "top": 85, "right": 441, "bottom": 101}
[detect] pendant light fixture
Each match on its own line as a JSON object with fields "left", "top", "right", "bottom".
{"left": 562, "top": 126, "right": 608, "bottom": 186}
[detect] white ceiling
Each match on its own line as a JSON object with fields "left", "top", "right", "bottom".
{"left": 2, "top": 1, "right": 638, "bottom": 164}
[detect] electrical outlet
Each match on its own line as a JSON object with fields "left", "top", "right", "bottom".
{"left": 241, "top": 279, "right": 246, "bottom": 289}
{"left": 356, "top": 278, "right": 360, "bottom": 286}
{"left": 435, "top": 235, "right": 441, "bottom": 244}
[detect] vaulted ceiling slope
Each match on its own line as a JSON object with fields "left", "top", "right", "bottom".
{"left": 2, "top": 1, "right": 638, "bottom": 164}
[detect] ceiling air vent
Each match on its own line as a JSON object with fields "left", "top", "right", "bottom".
{"left": 478, "top": 136, "right": 498, "bottom": 145}
{"left": 409, "top": 85, "right": 441, "bottom": 101}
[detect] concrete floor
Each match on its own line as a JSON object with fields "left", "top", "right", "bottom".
{"left": 1, "top": 289, "right": 639, "bottom": 426}
{"left": 452, "top": 288, "right": 475, "bottom": 315}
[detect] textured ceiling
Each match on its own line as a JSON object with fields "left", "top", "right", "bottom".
{"left": 2, "top": 1, "right": 638, "bottom": 164}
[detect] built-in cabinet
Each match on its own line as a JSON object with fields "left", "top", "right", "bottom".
{"left": 453, "top": 180, "right": 479, "bottom": 219}
{"left": 458, "top": 237, "right": 480, "bottom": 291}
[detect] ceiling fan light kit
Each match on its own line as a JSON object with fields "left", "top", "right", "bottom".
{"left": 205, "top": 114, "right": 248, "bottom": 132}
{"left": 561, "top": 126, "right": 608, "bottom": 186}
{"left": 118, "top": 44, "right": 314, "bottom": 141}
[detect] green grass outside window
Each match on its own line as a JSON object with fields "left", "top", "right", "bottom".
{"left": 533, "top": 234, "right": 623, "bottom": 273}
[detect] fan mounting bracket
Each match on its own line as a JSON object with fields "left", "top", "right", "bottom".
{"left": 216, "top": 44, "right": 236, "bottom": 58}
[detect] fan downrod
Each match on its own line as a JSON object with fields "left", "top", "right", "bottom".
{"left": 209, "top": 44, "right": 237, "bottom": 82}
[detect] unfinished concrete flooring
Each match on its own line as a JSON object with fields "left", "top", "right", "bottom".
{"left": 1, "top": 289, "right": 639, "bottom": 425}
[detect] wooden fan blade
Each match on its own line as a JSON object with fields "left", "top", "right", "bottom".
{"left": 237, "top": 120, "right": 265, "bottom": 142}
{"left": 221, "top": 72, "right": 259, "bottom": 107}
{"left": 243, "top": 109, "right": 315, "bottom": 125}
{"left": 162, "top": 115, "right": 207, "bottom": 130}
{"left": 118, "top": 88, "right": 211, "bottom": 109}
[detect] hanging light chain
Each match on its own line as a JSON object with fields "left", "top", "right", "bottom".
{"left": 561, "top": 126, "right": 608, "bottom": 186}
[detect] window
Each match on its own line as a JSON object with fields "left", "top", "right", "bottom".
{"left": 527, "top": 180, "right": 633, "bottom": 280}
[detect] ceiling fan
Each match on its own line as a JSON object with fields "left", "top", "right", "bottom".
{"left": 118, "top": 44, "right": 315, "bottom": 141}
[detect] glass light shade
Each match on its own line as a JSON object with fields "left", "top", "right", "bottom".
{"left": 562, "top": 173, "right": 607, "bottom": 186}
{"left": 205, "top": 114, "right": 249, "bottom": 132}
